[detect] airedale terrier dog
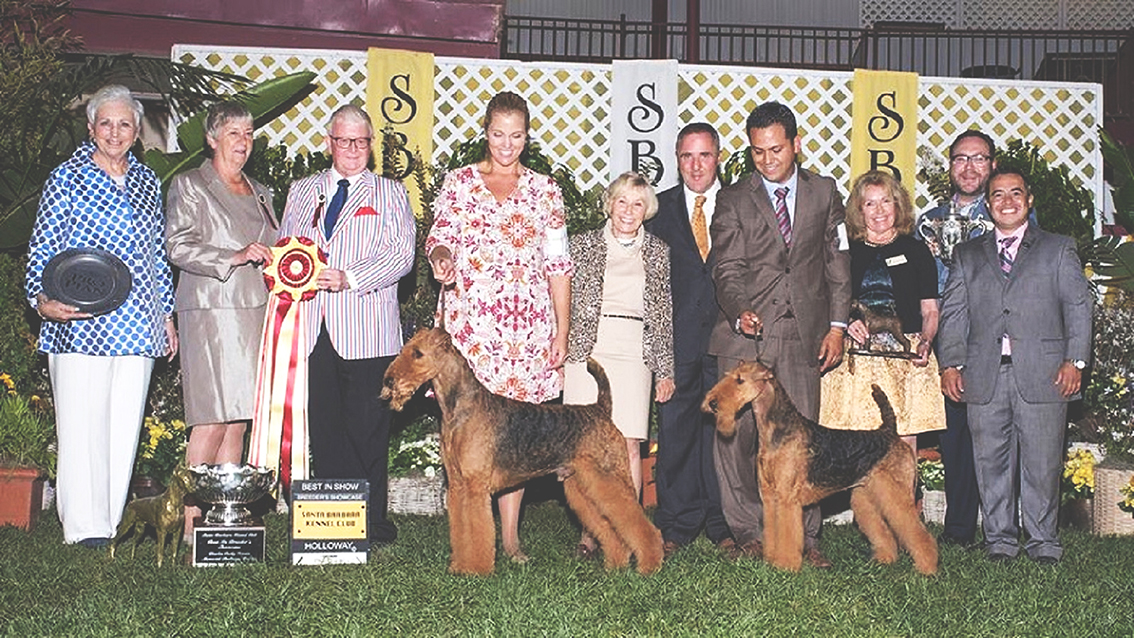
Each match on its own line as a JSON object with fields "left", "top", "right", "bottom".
{"left": 381, "top": 328, "right": 663, "bottom": 576}
{"left": 702, "top": 361, "right": 938, "bottom": 574}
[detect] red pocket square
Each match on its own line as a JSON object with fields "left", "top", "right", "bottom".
{"left": 355, "top": 206, "right": 379, "bottom": 216}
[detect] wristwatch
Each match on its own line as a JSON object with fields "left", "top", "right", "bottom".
{"left": 1070, "top": 359, "right": 1087, "bottom": 370}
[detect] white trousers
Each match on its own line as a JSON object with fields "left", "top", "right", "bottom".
{"left": 49, "top": 353, "right": 154, "bottom": 543}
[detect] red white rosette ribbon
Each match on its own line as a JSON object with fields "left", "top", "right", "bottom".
{"left": 249, "top": 236, "right": 326, "bottom": 494}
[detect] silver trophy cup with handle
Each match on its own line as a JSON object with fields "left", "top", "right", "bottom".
{"left": 918, "top": 203, "right": 995, "bottom": 264}
{"left": 188, "top": 463, "right": 276, "bottom": 527}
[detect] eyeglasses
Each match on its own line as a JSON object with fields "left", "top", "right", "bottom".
{"left": 950, "top": 154, "right": 991, "bottom": 166}
{"left": 329, "top": 136, "right": 372, "bottom": 150}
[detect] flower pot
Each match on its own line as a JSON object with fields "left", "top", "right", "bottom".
{"left": 0, "top": 467, "right": 45, "bottom": 530}
{"left": 1092, "top": 462, "right": 1134, "bottom": 536}
{"left": 1059, "top": 498, "right": 1094, "bottom": 531}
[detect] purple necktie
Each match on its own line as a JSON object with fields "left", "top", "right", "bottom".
{"left": 999, "top": 236, "right": 1017, "bottom": 276}
{"left": 774, "top": 186, "right": 792, "bottom": 247}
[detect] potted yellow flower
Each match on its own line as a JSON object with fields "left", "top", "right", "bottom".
{"left": 132, "top": 415, "right": 187, "bottom": 496}
{"left": 1060, "top": 448, "right": 1096, "bottom": 531}
{"left": 0, "top": 372, "right": 55, "bottom": 530}
{"left": 1078, "top": 292, "right": 1134, "bottom": 535}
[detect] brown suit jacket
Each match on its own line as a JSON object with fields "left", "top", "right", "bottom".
{"left": 707, "top": 167, "right": 850, "bottom": 362}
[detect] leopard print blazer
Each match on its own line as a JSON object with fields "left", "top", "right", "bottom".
{"left": 565, "top": 225, "right": 674, "bottom": 380}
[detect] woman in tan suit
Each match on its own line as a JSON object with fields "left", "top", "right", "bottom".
{"left": 165, "top": 101, "right": 277, "bottom": 537}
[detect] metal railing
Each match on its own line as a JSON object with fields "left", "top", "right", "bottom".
{"left": 502, "top": 17, "right": 1133, "bottom": 117}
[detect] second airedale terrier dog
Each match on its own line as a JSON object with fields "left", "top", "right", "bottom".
{"left": 702, "top": 361, "right": 937, "bottom": 574}
{"left": 381, "top": 328, "right": 663, "bottom": 576}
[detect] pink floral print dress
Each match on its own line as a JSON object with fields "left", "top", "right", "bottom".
{"left": 427, "top": 165, "right": 574, "bottom": 403}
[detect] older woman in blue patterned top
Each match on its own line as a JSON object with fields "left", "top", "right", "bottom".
{"left": 26, "top": 85, "right": 177, "bottom": 548}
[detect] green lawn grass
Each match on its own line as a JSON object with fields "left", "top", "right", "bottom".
{"left": 2, "top": 499, "right": 1133, "bottom": 637}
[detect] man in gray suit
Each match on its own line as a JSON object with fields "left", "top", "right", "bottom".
{"left": 938, "top": 169, "right": 1090, "bottom": 565}
{"left": 709, "top": 101, "right": 851, "bottom": 567}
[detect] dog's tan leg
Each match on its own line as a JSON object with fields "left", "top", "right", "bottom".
{"left": 873, "top": 474, "right": 939, "bottom": 575}
{"left": 851, "top": 484, "right": 898, "bottom": 564}
{"left": 447, "top": 481, "right": 496, "bottom": 575}
{"left": 763, "top": 495, "right": 804, "bottom": 572}
{"left": 563, "top": 474, "right": 630, "bottom": 569}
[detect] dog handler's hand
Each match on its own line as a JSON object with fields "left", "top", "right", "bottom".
{"left": 737, "top": 310, "right": 762, "bottom": 337}
{"left": 429, "top": 246, "right": 457, "bottom": 286}
{"left": 818, "top": 327, "right": 844, "bottom": 372}
{"left": 941, "top": 367, "right": 965, "bottom": 402}
{"left": 654, "top": 378, "right": 675, "bottom": 403}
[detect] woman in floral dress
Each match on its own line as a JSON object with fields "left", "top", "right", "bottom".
{"left": 427, "top": 91, "right": 574, "bottom": 562}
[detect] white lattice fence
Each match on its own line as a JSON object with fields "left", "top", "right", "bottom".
{"left": 173, "top": 45, "right": 369, "bottom": 154}
{"left": 433, "top": 59, "right": 611, "bottom": 191}
{"left": 173, "top": 45, "right": 1102, "bottom": 216}
{"left": 680, "top": 65, "right": 856, "bottom": 189}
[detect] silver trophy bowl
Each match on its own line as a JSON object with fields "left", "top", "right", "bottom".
{"left": 188, "top": 463, "right": 276, "bottom": 527}
{"left": 918, "top": 206, "right": 995, "bottom": 264}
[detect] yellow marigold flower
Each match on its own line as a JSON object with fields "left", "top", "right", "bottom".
{"left": 0, "top": 372, "right": 14, "bottom": 391}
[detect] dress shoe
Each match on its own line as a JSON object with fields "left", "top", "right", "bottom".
{"left": 726, "top": 539, "right": 763, "bottom": 561}
{"left": 662, "top": 540, "right": 682, "bottom": 558}
{"left": 77, "top": 537, "right": 110, "bottom": 549}
{"left": 987, "top": 551, "right": 1015, "bottom": 563}
{"left": 804, "top": 547, "right": 833, "bottom": 569}
{"left": 1031, "top": 555, "right": 1059, "bottom": 566}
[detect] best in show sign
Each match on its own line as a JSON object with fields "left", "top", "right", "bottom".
{"left": 291, "top": 479, "right": 370, "bottom": 565}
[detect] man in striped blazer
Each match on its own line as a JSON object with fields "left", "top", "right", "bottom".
{"left": 278, "top": 104, "right": 416, "bottom": 544}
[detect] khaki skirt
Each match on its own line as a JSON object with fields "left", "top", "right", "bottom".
{"left": 819, "top": 336, "right": 946, "bottom": 436}
{"left": 178, "top": 306, "right": 267, "bottom": 426}
{"left": 563, "top": 316, "right": 652, "bottom": 440}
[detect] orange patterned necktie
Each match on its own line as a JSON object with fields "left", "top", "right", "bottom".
{"left": 692, "top": 195, "right": 709, "bottom": 261}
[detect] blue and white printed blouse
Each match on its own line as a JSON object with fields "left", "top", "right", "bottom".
{"left": 26, "top": 141, "right": 175, "bottom": 357}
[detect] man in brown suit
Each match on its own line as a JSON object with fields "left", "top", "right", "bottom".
{"left": 708, "top": 101, "right": 851, "bottom": 567}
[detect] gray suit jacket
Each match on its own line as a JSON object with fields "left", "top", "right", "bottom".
{"left": 938, "top": 223, "right": 1091, "bottom": 404}
{"left": 165, "top": 161, "right": 277, "bottom": 312}
{"left": 708, "top": 167, "right": 851, "bottom": 361}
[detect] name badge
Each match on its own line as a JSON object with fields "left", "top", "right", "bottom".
{"left": 885, "top": 254, "right": 908, "bottom": 267}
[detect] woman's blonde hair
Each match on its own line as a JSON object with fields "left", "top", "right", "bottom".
{"left": 603, "top": 171, "right": 659, "bottom": 221}
{"left": 844, "top": 170, "right": 914, "bottom": 242}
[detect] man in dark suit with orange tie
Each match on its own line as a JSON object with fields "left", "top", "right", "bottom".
{"left": 708, "top": 101, "right": 851, "bottom": 567}
{"left": 646, "top": 123, "right": 734, "bottom": 556}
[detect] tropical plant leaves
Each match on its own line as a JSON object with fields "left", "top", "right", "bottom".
{"left": 1101, "top": 128, "right": 1134, "bottom": 234}
{"left": 1084, "top": 235, "right": 1134, "bottom": 292}
{"left": 144, "top": 71, "right": 317, "bottom": 193}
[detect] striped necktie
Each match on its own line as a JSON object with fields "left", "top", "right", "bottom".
{"left": 999, "top": 236, "right": 1018, "bottom": 276}
{"left": 774, "top": 186, "right": 792, "bottom": 247}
